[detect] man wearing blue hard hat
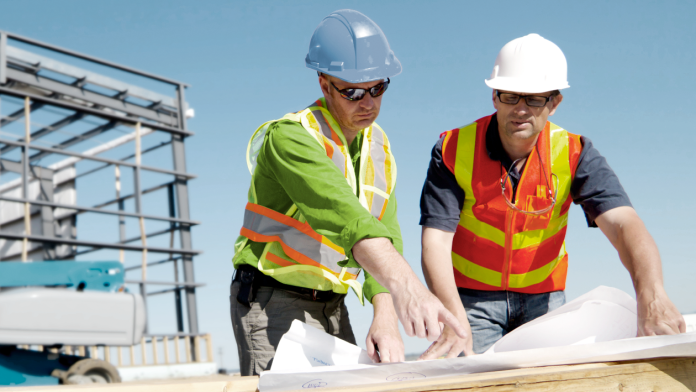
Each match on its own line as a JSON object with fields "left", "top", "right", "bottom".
{"left": 230, "top": 9, "right": 466, "bottom": 375}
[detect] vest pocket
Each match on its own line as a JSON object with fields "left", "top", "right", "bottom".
{"left": 522, "top": 195, "right": 552, "bottom": 231}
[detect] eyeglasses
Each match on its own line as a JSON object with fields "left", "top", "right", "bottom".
{"left": 500, "top": 157, "right": 559, "bottom": 215}
{"left": 331, "top": 78, "right": 390, "bottom": 101}
{"left": 496, "top": 91, "right": 555, "bottom": 108}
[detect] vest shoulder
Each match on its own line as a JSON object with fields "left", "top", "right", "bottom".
{"left": 548, "top": 122, "right": 583, "bottom": 143}
{"left": 439, "top": 120, "right": 480, "bottom": 144}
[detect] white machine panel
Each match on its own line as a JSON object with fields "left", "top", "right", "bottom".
{"left": 0, "top": 288, "right": 145, "bottom": 346}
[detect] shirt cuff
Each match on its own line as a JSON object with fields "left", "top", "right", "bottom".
{"left": 363, "top": 270, "right": 389, "bottom": 303}
{"left": 338, "top": 215, "right": 394, "bottom": 269}
{"left": 583, "top": 198, "right": 633, "bottom": 227}
{"left": 419, "top": 215, "right": 459, "bottom": 232}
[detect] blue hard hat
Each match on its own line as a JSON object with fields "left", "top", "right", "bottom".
{"left": 305, "top": 9, "right": 402, "bottom": 83}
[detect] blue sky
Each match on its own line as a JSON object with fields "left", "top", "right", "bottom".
{"left": 1, "top": 0, "right": 695, "bottom": 370}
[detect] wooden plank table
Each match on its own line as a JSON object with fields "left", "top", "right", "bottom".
{"left": 2, "top": 357, "right": 694, "bottom": 392}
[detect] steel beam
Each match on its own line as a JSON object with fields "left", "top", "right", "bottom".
{"left": 0, "top": 232, "right": 201, "bottom": 255}
{"left": 124, "top": 255, "right": 182, "bottom": 271}
{"left": 4, "top": 31, "right": 189, "bottom": 87}
{"left": 0, "top": 87, "right": 194, "bottom": 136}
{"left": 93, "top": 181, "right": 173, "bottom": 209}
{"left": 6, "top": 45, "right": 178, "bottom": 108}
{"left": 28, "top": 120, "right": 117, "bottom": 162}
{"left": 0, "top": 194, "right": 200, "bottom": 225}
{"left": 0, "top": 138, "right": 196, "bottom": 179}
{"left": 125, "top": 280, "right": 204, "bottom": 287}
{"left": 5, "top": 68, "right": 178, "bottom": 125}
{"left": 0, "top": 101, "right": 44, "bottom": 128}
{"left": 1, "top": 112, "right": 85, "bottom": 155}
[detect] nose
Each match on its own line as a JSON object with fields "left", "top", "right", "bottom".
{"left": 359, "top": 93, "right": 375, "bottom": 110}
{"left": 511, "top": 98, "right": 530, "bottom": 114}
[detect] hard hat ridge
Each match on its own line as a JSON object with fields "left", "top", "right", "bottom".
{"left": 485, "top": 33, "right": 569, "bottom": 94}
{"left": 305, "top": 9, "right": 402, "bottom": 83}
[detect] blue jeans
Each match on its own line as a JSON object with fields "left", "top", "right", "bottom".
{"left": 458, "top": 288, "right": 566, "bottom": 354}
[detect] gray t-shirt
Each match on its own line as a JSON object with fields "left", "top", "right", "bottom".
{"left": 419, "top": 115, "right": 632, "bottom": 231}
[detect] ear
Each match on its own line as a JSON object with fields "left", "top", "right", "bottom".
{"left": 319, "top": 74, "right": 331, "bottom": 99}
{"left": 492, "top": 90, "right": 499, "bottom": 111}
{"left": 548, "top": 93, "right": 563, "bottom": 116}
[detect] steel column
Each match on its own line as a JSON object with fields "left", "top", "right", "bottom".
{"left": 173, "top": 84, "right": 198, "bottom": 338}
{"left": 169, "top": 184, "right": 185, "bottom": 332}
{"left": 0, "top": 32, "right": 6, "bottom": 85}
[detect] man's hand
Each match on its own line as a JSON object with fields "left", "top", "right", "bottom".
{"left": 366, "top": 293, "right": 404, "bottom": 363}
{"left": 637, "top": 288, "right": 685, "bottom": 336}
{"left": 389, "top": 275, "right": 467, "bottom": 342}
{"left": 596, "top": 207, "right": 686, "bottom": 337}
{"left": 419, "top": 316, "right": 474, "bottom": 360}
{"left": 352, "top": 237, "right": 467, "bottom": 343}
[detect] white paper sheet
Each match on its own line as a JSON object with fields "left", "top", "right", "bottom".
{"left": 260, "top": 286, "right": 696, "bottom": 391}
{"left": 271, "top": 319, "right": 372, "bottom": 372}
{"left": 486, "top": 286, "right": 638, "bottom": 353}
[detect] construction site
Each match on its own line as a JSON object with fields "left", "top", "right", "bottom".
{"left": 1, "top": 2, "right": 696, "bottom": 392}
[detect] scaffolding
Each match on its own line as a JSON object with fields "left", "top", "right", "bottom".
{"left": 0, "top": 31, "right": 203, "bottom": 354}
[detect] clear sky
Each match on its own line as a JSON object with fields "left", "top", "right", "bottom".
{"left": 1, "top": 0, "right": 695, "bottom": 371}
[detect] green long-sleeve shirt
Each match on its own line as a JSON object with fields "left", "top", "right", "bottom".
{"left": 233, "top": 106, "right": 403, "bottom": 302}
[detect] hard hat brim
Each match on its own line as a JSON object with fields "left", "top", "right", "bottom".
{"left": 307, "top": 60, "right": 402, "bottom": 84}
{"left": 485, "top": 77, "right": 570, "bottom": 94}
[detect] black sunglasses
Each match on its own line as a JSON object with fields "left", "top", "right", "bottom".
{"left": 331, "top": 78, "right": 390, "bottom": 101}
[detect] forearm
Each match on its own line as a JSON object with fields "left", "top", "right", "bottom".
{"left": 352, "top": 237, "right": 418, "bottom": 292}
{"left": 372, "top": 292, "right": 397, "bottom": 320}
{"left": 596, "top": 206, "right": 685, "bottom": 335}
{"left": 596, "top": 207, "right": 664, "bottom": 293}
{"left": 421, "top": 227, "right": 467, "bottom": 317}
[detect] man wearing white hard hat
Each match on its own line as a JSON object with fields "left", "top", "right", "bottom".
{"left": 230, "top": 10, "right": 466, "bottom": 375}
{"left": 418, "top": 33, "right": 685, "bottom": 357}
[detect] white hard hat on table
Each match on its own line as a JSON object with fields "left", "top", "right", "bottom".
{"left": 485, "top": 33, "right": 569, "bottom": 94}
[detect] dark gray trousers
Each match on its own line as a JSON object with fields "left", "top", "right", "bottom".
{"left": 229, "top": 280, "right": 356, "bottom": 376}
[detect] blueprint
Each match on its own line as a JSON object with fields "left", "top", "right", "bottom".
{"left": 260, "top": 286, "right": 696, "bottom": 391}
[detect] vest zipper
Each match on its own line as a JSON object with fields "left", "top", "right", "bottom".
{"left": 502, "top": 208, "right": 514, "bottom": 290}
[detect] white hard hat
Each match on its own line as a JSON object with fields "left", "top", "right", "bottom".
{"left": 485, "top": 34, "right": 569, "bottom": 94}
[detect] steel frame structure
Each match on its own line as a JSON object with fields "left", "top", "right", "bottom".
{"left": 0, "top": 31, "right": 202, "bottom": 346}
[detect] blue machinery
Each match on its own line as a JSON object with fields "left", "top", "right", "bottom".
{"left": 0, "top": 261, "right": 145, "bottom": 386}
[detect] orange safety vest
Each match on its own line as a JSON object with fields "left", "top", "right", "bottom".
{"left": 441, "top": 114, "right": 582, "bottom": 294}
{"left": 234, "top": 98, "right": 397, "bottom": 303}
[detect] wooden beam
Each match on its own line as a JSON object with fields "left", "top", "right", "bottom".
{"left": 289, "top": 357, "right": 696, "bottom": 392}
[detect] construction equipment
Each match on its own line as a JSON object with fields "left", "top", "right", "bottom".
{"left": 0, "top": 261, "right": 145, "bottom": 386}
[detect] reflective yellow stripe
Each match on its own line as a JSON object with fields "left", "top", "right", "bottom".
{"left": 549, "top": 124, "right": 572, "bottom": 218}
{"left": 512, "top": 214, "right": 568, "bottom": 249}
{"left": 451, "top": 252, "right": 502, "bottom": 287}
{"left": 508, "top": 243, "right": 567, "bottom": 289}
{"left": 459, "top": 212, "right": 505, "bottom": 247}
{"left": 455, "top": 122, "right": 507, "bottom": 247}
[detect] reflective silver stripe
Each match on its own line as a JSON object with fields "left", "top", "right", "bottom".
{"left": 369, "top": 128, "right": 388, "bottom": 218}
{"left": 248, "top": 123, "right": 270, "bottom": 175}
{"left": 310, "top": 109, "right": 346, "bottom": 176}
{"left": 243, "top": 208, "right": 349, "bottom": 274}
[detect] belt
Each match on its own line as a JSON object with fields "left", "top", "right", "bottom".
{"left": 234, "top": 264, "right": 339, "bottom": 302}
